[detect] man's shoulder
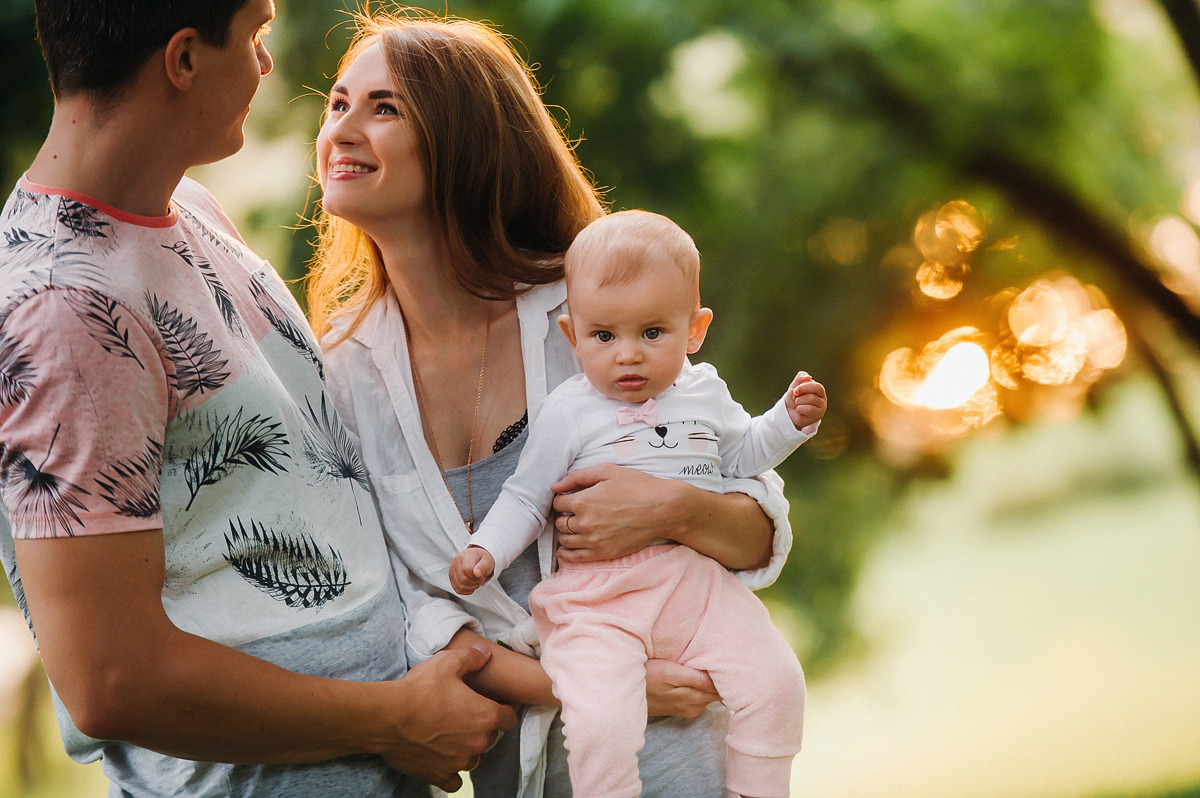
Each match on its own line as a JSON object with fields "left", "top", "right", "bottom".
{"left": 172, "top": 177, "right": 246, "bottom": 246}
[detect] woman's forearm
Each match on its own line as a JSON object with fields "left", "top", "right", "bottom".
{"left": 669, "top": 480, "right": 774, "bottom": 571}
{"left": 444, "top": 627, "right": 559, "bottom": 707}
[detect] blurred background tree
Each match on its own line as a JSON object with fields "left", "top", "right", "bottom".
{"left": 2, "top": 0, "right": 1199, "bottom": 795}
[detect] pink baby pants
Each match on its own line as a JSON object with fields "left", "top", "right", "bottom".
{"left": 530, "top": 543, "right": 805, "bottom": 798}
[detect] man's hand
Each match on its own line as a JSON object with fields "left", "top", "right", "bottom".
{"left": 450, "top": 547, "right": 495, "bottom": 595}
{"left": 784, "top": 371, "right": 827, "bottom": 431}
{"left": 382, "top": 644, "right": 518, "bottom": 792}
{"left": 645, "top": 659, "right": 719, "bottom": 718}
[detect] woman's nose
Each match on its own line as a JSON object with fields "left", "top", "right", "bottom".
{"left": 328, "top": 112, "right": 361, "bottom": 145}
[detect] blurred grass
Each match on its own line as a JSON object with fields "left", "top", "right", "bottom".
{"left": 1099, "top": 787, "right": 1200, "bottom": 798}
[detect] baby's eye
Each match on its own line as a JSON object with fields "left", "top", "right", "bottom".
{"left": 593, "top": 331, "right": 614, "bottom": 343}
{"left": 643, "top": 328, "right": 663, "bottom": 341}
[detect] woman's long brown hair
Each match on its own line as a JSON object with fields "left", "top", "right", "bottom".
{"left": 306, "top": 8, "right": 605, "bottom": 343}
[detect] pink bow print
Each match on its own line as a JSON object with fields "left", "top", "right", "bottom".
{"left": 616, "top": 398, "right": 658, "bottom": 426}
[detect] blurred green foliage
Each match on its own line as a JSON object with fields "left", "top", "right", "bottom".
{"left": 0, "top": 1, "right": 51, "bottom": 192}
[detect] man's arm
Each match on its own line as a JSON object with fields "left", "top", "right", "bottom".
{"left": 16, "top": 530, "right": 516, "bottom": 792}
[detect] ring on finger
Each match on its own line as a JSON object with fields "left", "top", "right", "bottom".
{"left": 564, "top": 514, "right": 574, "bottom": 534}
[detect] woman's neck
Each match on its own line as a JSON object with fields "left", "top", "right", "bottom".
{"left": 376, "top": 230, "right": 493, "bottom": 345}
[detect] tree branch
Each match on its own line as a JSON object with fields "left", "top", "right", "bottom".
{"left": 1128, "top": 319, "right": 1200, "bottom": 478}
{"left": 964, "top": 148, "right": 1200, "bottom": 348}
{"left": 1158, "top": 0, "right": 1200, "bottom": 95}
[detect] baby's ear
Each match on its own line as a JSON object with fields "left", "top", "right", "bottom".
{"left": 557, "top": 314, "right": 578, "bottom": 349}
{"left": 687, "top": 308, "right": 714, "bottom": 354}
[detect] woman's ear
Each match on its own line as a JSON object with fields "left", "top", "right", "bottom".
{"left": 686, "top": 307, "right": 714, "bottom": 354}
{"left": 163, "top": 28, "right": 201, "bottom": 91}
{"left": 557, "top": 314, "right": 578, "bottom": 350}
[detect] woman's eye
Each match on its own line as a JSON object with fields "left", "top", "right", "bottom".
{"left": 377, "top": 103, "right": 401, "bottom": 117}
{"left": 594, "top": 331, "right": 614, "bottom": 343}
{"left": 643, "top": 328, "right": 662, "bottom": 340}
{"left": 328, "top": 98, "right": 348, "bottom": 113}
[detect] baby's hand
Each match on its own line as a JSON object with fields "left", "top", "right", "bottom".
{"left": 450, "top": 547, "right": 496, "bottom": 595}
{"left": 785, "top": 371, "right": 827, "bottom": 431}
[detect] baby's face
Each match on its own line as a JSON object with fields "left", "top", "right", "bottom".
{"left": 560, "top": 266, "right": 710, "bottom": 404}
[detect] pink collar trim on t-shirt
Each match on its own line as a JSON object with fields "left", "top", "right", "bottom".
{"left": 19, "top": 175, "right": 178, "bottom": 229}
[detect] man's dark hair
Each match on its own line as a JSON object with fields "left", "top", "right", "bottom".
{"left": 34, "top": 0, "right": 251, "bottom": 98}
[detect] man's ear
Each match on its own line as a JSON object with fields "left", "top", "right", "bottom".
{"left": 686, "top": 307, "right": 714, "bottom": 354}
{"left": 557, "top": 314, "right": 578, "bottom": 350}
{"left": 163, "top": 28, "right": 201, "bottom": 91}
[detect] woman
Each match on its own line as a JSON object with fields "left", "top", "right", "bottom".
{"left": 307, "top": 10, "right": 796, "bottom": 797}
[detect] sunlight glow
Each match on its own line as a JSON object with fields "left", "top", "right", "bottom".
{"left": 912, "top": 201, "right": 988, "bottom": 300}
{"left": 1148, "top": 215, "right": 1200, "bottom": 300}
{"left": 878, "top": 328, "right": 999, "bottom": 432}
{"left": 1004, "top": 276, "right": 1126, "bottom": 387}
{"left": 914, "top": 342, "right": 992, "bottom": 409}
{"left": 875, "top": 200, "right": 1129, "bottom": 458}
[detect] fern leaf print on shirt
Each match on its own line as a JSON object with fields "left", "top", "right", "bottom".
{"left": 224, "top": 517, "right": 349, "bottom": 609}
{"left": 10, "top": 187, "right": 44, "bottom": 216}
{"left": 62, "top": 288, "right": 145, "bottom": 368}
{"left": 176, "top": 205, "right": 237, "bottom": 257}
{"left": 162, "top": 241, "right": 245, "bottom": 336}
{"left": 0, "top": 328, "right": 35, "bottom": 407}
{"left": 3, "top": 228, "right": 54, "bottom": 263}
{"left": 301, "top": 393, "right": 367, "bottom": 522}
{"left": 96, "top": 438, "right": 163, "bottom": 518}
{"left": 248, "top": 278, "right": 325, "bottom": 381}
{"left": 183, "top": 409, "right": 290, "bottom": 511}
{"left": 146, "top": 291, "right": 230, "bottom": 400}
{"left": 10, "top": 425, "right": 91, "bottom": 538}
{"left": 57, "top": 198, "right": 112, "bottom": 242}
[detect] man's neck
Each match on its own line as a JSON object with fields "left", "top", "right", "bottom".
{"left": 27, "top": 94, "right": 188, "bottom": 218}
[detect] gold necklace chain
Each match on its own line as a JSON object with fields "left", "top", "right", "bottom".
{"left": 404, "top": 307, "right": 490, "bottom": 533}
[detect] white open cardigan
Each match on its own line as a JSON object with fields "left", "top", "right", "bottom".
{"left": 324, "top": 280, "right": 795, "bottom": 798}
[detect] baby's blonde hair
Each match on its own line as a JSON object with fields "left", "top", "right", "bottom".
{"left": 563, "top": 210, "right": 701, "bottom": 303}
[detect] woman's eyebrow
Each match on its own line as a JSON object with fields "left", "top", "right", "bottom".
{"left": 328, "top": 86, "right": 400, "bottom": 101}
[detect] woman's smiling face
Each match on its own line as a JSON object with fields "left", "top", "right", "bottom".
{"left": 316, "top": 41, "right": 428, "bottom": 231}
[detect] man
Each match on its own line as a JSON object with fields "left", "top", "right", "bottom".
{"left": 0, "top": 1, "right": 515, "bottom": 795}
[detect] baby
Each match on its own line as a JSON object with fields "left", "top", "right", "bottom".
{"left": 451, "top": 210, "right": 826, "bottom": 798}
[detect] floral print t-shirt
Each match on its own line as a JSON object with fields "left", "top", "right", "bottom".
{"left": 0, "top": 177, "right": 420, "bottom": 798}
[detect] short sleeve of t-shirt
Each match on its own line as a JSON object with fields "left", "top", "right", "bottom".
{"left": 0, "top": 287, "right": 168, "bottom": 538}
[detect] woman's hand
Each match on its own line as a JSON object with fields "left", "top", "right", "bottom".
{"left": 550, "top": 464, "right": 686, "bottom": 563}
{"left": 644, "top": 659, "right": 719, "bottom": 718}
{"left": 551, "top": 463, "right": 774, "bottom": 570}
